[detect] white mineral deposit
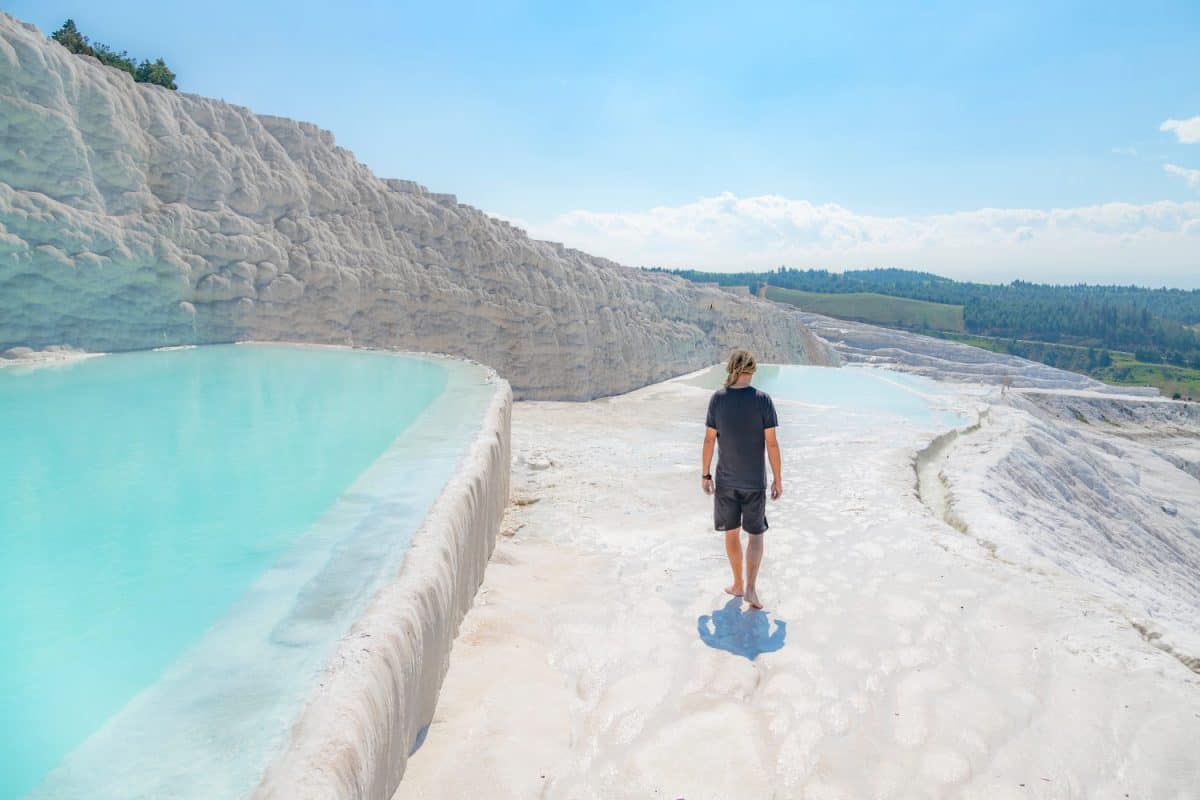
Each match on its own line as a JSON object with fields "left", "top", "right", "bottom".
{"left": 0, "top": 12, "right": 833, "bottom": 401}
{"left": 396, "top": 373, "right": 1200, "bottom": 800}
{"left": 3, "top": 8, "right": 1198, "bottom": 800}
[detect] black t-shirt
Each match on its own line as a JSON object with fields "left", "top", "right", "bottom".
{"left": 705, "top": 386, "right": 778, "bottom": 490}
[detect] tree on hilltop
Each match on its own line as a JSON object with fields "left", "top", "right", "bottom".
{"left": 48, "top": 19, "right": 178, "bottom": 90}
{"left": 50, "top": 19, "right": 93, "bottom": 56}
{"left": 136, "top": 58, "right": 177, "bottom": 89}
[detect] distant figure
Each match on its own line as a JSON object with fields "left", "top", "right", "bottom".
{"left": 701, "top": 349, "right": 782, "bottom": 609}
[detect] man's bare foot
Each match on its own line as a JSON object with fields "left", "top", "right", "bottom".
{"left": 724, "top": 584, "right": 744, "bottom": 597}
{"left": 745, "top": 588, "right": 763, "bottom": 609}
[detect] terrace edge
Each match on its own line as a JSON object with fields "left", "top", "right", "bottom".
{"left": 252, "top": 369, "right": 513, "bottom": 799}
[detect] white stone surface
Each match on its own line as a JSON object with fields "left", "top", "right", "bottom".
{"left": 927, "top": 389, "right": 1200, "bottom": 671}
{"left": 394, "top": 372, "right": 1200, "bottom": 799}
{"left": 0, "top": 13, "right": 833, "bottom": 400}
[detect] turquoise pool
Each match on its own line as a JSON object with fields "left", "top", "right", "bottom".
{"left": 685, "top": 364, "right": 965, "bottom": 430}
{"left": 0, "top": 345, "right": 495, "bottom": 799}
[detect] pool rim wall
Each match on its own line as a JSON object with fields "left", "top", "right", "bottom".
{"left": 251, "top": 357, "right": 512, "bottom": 800}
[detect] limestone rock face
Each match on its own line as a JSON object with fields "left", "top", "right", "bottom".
{"left": 0, "top": 14, "right": 833, "bottom": 399}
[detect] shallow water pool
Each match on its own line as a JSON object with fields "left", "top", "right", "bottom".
{"left": 0, "top": 345, "right": 495, "bottom": 799}
{"left": 685, "top": 364, "right": 965, "bottom": 430}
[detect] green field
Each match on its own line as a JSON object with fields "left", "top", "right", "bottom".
{"left": 1092, "top": 353, "right": 1200, "bottom": 401}
{"left": 761, "top": 285, "right": 1197, "bottom": 399}
{"left": 764, "top": 287, "right": 966, "bottom": 332}
{"left": 938, "top": 334, "right": 1200, "bottom": 400}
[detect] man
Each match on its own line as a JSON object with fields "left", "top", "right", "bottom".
{"left": 701, "top": 349, "right": 782, "bottom": 610}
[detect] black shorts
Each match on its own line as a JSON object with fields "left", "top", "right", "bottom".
{"left": 714, "top": 485, "right": 768, "bottom": 535}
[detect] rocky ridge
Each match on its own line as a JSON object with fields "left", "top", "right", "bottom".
{"left": 0, "top": 13, "right": 832, "bottom": 400}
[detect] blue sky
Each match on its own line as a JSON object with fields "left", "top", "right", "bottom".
{"left": 9, "top": 1, "right": 1200, "bottom": 285}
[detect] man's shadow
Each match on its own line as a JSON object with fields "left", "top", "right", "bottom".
{"left": 697, "top": 597, "right": 787, "bottom": 661}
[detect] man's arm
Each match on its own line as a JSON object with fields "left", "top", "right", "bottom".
{"left": 765, "top": 426, "right": 783, "bottom": 500}
{"left": 701, "top": 426, "right": 717, "bottom": 494}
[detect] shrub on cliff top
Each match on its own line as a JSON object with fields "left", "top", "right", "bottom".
{"left": 50, "top": 19, "right": 92, "bottom": 56}
{"left": 49, "top": 19, "right": 177, "bottom": 90}
{"left": 94, "top": 44, "right": 136, "bottom": 78}
{"left": 135, "top": 58, "right": 177, "bottom": 90}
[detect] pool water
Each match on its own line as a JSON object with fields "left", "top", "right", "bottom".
{"left": 685, "top": 364, "right": 964, "bottom": 430}
{"left": 0, "top": 345, "right": 495, "bottom": 799}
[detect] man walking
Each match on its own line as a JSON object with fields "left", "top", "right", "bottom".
{"left": 701, "top": 350, "right": 782, "bottom": 609}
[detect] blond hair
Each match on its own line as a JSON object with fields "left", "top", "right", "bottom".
{"left": 724, "top": 349, "right": 757, "bottom": 387}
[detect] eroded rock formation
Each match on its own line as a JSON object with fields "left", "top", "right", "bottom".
{"left": 0, "top": 14, "right": 832, "bottom": 399}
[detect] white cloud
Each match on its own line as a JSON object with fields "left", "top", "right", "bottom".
{"left": 512, "top": 193, "right": 1200, "bottom": 287}
{"left": 1165, "top": 163, "right": 1200, "bottom": 189}
{"left": 1161, "top": 115, "right": 1200, "bottom": 144}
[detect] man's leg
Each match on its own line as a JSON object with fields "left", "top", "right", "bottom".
{"left": 744, "top": 534, "right": 764, "bottom": 609}
{"left": 743, "top": 490, "right": 768, "bottom": 609}
{"left": 724, "top": 528, "right": 744, "bottom": 596}
{"left": 715, "top": 486, "right": 744, "bottom": 596}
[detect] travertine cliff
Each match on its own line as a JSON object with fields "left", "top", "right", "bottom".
{"left": 0, "top": 14, "right": 832, "bottom": 399}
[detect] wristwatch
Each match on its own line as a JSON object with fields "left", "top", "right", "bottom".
{"left": 702, "top": 473, "right": 712, "bottom": 480}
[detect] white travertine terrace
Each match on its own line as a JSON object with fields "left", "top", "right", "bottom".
{"left": 255, "top": 375, "right": 512, "bottom": 800}
{"left": 395, "top": 373, "right": 1200, "bottom": 798}
{"left": 9, "top": 10, "right": 1199, "bottom": 799}
{"left": 21, "top": 353, "right": 508, "bottom": 800}
{"left": 792, "top": 310, "right": 1161, "bottom": 394}
{"left": 921, "top": 390, "right": 1200, "bottom": 670}
{"left": 0, "top": 13, "right": 832, "bottom": 400}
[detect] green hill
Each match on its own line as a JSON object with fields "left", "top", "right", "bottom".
{"left": 764, "top": 287, "right": 965, "bottom": 333}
